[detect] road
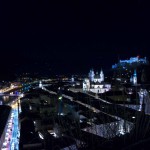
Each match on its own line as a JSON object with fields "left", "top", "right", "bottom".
{"left": 10, "top": 97, "right": 21, "bottom": 150}
{"left": 10, "top": 108, "right": 19, "bottom": 150}
{"left": 2, "top": 97, "right": 20, "bottom": 150}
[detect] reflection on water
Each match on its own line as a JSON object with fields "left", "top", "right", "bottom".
{"left": 1, "top": 96, "right": 16, "bottom": 104}
{"left": 82, "top": 120, "right": 134, "bottom": 139}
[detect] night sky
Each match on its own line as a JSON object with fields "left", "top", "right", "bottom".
{"left": 1, "top": 0, "right": 150, "bottom": 76}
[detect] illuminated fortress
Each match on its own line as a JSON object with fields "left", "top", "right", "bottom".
{"left": 112, "top": 56, "right": 148, "bottom": 69}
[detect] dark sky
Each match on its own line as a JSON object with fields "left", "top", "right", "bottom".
{"left": 0, "top": 0, "right": 150, "bottom": 75}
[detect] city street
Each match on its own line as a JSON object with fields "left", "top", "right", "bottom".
{"left": 2, "top": 97, "right": 20, "bottom": 150}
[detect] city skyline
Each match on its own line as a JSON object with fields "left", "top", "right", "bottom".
{"left": 1, "top": 1, "right": 150, "bottom": 150}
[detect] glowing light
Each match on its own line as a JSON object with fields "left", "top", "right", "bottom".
{"left": 58, "top": 96, "right": 62, "bottom": 100}
{"left": 112, "top": 56, "right": 147, "bottom": 69}
{"left": 50, "top": 132, "right": 57, "bottom": 137}
{"left": 38, "top": 132, "right": 44, "bottom": 140}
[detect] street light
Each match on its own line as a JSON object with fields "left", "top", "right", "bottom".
{"left": 58, "top": 96, "right": 62, "bottom": 101}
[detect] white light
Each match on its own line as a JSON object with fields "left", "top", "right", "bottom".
{"left": 60, "top": 113, "right": 64, "bottom": 116}
{"left": 50, "top": 132, "right": 57, "bottom": 137}
{"left": 3, "top": 142, "right": 7, "bottom": 146}
{"left": 53, "top": 133, "right": 57, "bottom": 137}
{"left": 20, "top": 93, "right": 24, "bottom": 97}
{"left": 58, "top": 96, "right": 62, "bottom": 100}
{"left": 119, "top": 129, "right": 125, "bottom": 135}
{"left": 38, "top": 133, "right": 44, "bottom": 140}
{"left": 132, "top": 116, "right": 135, "bottom": 119}
{"left": 80, "top": 120, "right": 83, "bottom": 123}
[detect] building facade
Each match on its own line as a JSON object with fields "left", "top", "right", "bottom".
{"left": 83, "top": 69, "right": 111, "bottom": 93}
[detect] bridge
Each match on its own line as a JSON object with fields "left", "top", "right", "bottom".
{"left": 0, "top": 93, "right": 21, "bottom": 97}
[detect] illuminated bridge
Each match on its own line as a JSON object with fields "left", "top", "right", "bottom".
{"left": 0, "top": 93, "right": 21, "bottom": 97}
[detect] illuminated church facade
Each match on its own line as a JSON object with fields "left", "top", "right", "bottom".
{"left": 83, "top": 69, "right": 111, "bottom": 93}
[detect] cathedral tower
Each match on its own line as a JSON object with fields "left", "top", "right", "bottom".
{"left": 133, "top": 69, "right": 137, "bottom": 85}
{"left": 100, "top": 69, "right": 104, "bottom": 82}
{"left": 89, "top": 69, "right": 95, "bottom": 82}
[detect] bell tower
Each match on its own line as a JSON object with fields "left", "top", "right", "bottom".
{"left": 133, "top": 69, "right": 137, "bottom": 85}
{"left": 100, "top": 69, "right": 104, "bottom": 82}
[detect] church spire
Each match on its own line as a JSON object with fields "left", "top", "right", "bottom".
{"left": 89, "top": 68, "right": 94, "bottom": 82}
{"left": 100, "top": 68, "right": 104, "bottom": 82}
{"left": 133, "top": 69, "right": 137, "bottom": 85}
